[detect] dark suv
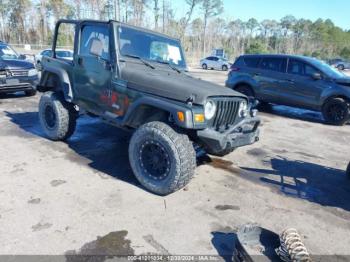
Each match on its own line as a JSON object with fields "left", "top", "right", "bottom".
{"left": 0, "top": 41, "right": 38, "bottom": 96}
{"left": 226, "top": 54, "right": 350, "bottom": 125}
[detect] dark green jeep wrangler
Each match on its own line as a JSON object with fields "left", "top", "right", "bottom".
{"left": 37, "top": 19, "right": 260, "bottom": 195}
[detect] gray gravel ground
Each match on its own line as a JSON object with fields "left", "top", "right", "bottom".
{"left": 0, "top": 69, "right": 350, "bottom": 260}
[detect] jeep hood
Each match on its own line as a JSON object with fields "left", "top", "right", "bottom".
{"left": 121, "top": 62, "right": 245, "bottom": 105}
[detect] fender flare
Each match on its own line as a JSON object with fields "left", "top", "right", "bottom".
{"left": 38, "top": 66, "right": 74, "bottom": 102}
{"left": 123, "top": 96, "right": 194, "bottom": 129}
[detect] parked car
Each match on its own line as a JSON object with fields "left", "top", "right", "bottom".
{"left": 37, "top": 19, "right": 260, "bottom": 195}
{"left": 35, "top": 48, "right": 73, "bottom": 70}
{"left": 0, "top": 41, "right": 38, "bottom": 96}
{"left": 331, "top": 59, "right": 350, "bottom": 71}
{"left": 200, "top": 56, "right": 231, "bottom": 71}
{"left": 226, "top": 54, "right": 350, "bottom": 125}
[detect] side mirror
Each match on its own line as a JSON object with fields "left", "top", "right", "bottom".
{"left": 312, "top": 72, "right": 322, "bottom": 80}
{"left": 18, "top": 54, "right": 27, "bottom": 60}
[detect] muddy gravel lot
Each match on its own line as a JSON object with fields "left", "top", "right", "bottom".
{"left": 0, "top": 69, "right": 350, "bottom": 260}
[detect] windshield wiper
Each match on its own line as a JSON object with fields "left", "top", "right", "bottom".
{"left": 155, "top": 60, "right": 182, "bottom": 74}
{"left": 122, "top": 54, "right": 155, "bottom": 69}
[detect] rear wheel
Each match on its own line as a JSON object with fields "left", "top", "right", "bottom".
{"left": 235, "top": 84, "right": 255, "bottom": 98}
{"left": 222, "top": 65, "right": 228, "bottom": 71}
{"left": 337, "top": 64, "right": 345, "bottom": 71}
{"left": 322, "top": 97, "right": 350, "bottom": 126}
{"left": 39, "top": 91, "right": 77, "bottom": 140}
{"left": 202, "top": 63, "right": 208, "bottom": 70}
{"left": 129, "top": 121, "right": 196, "bottom": 195}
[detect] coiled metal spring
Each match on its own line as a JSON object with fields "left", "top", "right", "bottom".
{"left": 276, "top": 228, "right": 311, "bottom": 262}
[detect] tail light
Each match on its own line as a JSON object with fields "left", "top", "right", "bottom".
{"left": 230, "top": 65, "right": 240, "bottom": 72}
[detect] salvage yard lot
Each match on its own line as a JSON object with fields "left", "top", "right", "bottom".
{"left": 0, "top": 69, "right": 350, "bottom": 258}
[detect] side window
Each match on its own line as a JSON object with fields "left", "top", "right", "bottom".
{"left": 207, "top": 57, "right": 213, "bottom": 61}
{"left": 288, "top": 59, "right": 320, "bottom": 77}
{"left": 213, "top": 57, "right": 219, "bottom": 61}
{"left": 79, "top": 25, "right": 110, "bottom": 61}
{"left": 260, "top": 58, "right": 286, "bottom": 72}
{"left": 287, "top": 59, "right": 303, "bottom": 75}
{"left": 42, "top": 50, "right": 53, "bottom": 57}
{"left": 243, "top": 57, "right": 261, "bottom": 68}
{"left": 304, "top": 64, "right": 319, "bottom": 77}
{"left": 56, "top": 23, "right": 75, "bottom": 53}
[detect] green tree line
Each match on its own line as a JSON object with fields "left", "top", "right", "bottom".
{"left": 0, "top": 0, "right": 349, "bottom": 63}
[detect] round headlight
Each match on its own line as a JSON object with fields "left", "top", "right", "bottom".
{"left": 238, "top": 100, "right": 248, "bottom": 118}
{"left": 204, "top": 100, "right": 216, "bottom": 120}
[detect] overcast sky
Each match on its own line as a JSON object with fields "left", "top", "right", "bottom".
{"left": 172, "top": 0, "right": 350, "bottom": 30}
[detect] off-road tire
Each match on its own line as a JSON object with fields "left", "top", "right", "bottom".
{"left": 222, "top": 65, "right": 228, "bottom": 71}
{"left": 322, "top": 97, "right": 350, "bottom": 126}
{"left": 25, "top": 89, "right": 37, "bottom": 96}
{"left": 202, "top": 63, "right": 208, "bottom": 70}
{"left": 129, "top": 121, "right": 196, "bottom": 195}
{"left": 39, "top": 91, "right": 77, "bottom": 141}
{"left": 235, "top": 84, "right": 255, "bottom": 98}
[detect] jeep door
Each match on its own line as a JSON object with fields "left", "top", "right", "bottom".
{"left": 284, "top": 59, "right": 326, "bottom": 110}
{"left": 74, "top": 22, "right": 113, "bottom": 114}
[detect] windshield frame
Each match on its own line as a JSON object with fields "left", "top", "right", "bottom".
{"left": 115, "top": 24, "right": 187, "bottom": 69}
{"left": 0, "top": 44, "right": 19, "bottom": 60}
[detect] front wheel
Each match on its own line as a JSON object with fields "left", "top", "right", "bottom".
{"left": 202, "top": 63, "right": 208, "bottom": 70}
{"left": 322, "top": 97, "right": 350, "bottom": 126}
{"left": 222, "top": 65, "right": 228, "bottom": 71}
{"left": 39, "top": 91, "right": 77, "bottom": 141}
{"left": 129, "top": 121, "right": 196, "bottom": 195}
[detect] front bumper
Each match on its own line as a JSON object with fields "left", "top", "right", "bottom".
{"left": 0, "top": 76, "right": 38, "bottom": 94}
{"left": 197, "top": 116, "right": 260, "bottom": 155}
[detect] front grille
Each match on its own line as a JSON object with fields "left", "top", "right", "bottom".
{"left": 207, "top": 97, "right": 243, "bottom": 131}
{"left": 9, "top": 69, "right": 28, "bottom": 77}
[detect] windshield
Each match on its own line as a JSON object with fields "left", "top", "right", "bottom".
{"left": 0, "top": 44, "right": 19, "bottom": 60}
{"left": 56, "top": 50, "right": 73, "bottom": 58}
{"left": 117, "top": 25, "right": 186, "bottom": 68}
{"left": 310, "top": 58, "right": 345, "bottom": 78}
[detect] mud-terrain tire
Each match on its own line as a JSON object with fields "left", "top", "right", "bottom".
{"left": 25, "top": 89, "right": 37, "bottom": 96}
{"left": 222, "top": 65, "right": 228, "bottom": 71}
{"left": 235, "top": 84, "right": 255, "bottom": 98}
{"left": 322, "top": 97, "right": 350, "bottom": 126}
{"left": 39, "top": 91, "right": 77, "bottom": 141}
{"left": 202, "top": 63, "right": 208, "bottom": 70}
{"left": 129, "top": 121, "right": 196, "bottom": 195}
{"left": 346, "top": 162, "right": 350, "bottom": 179}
